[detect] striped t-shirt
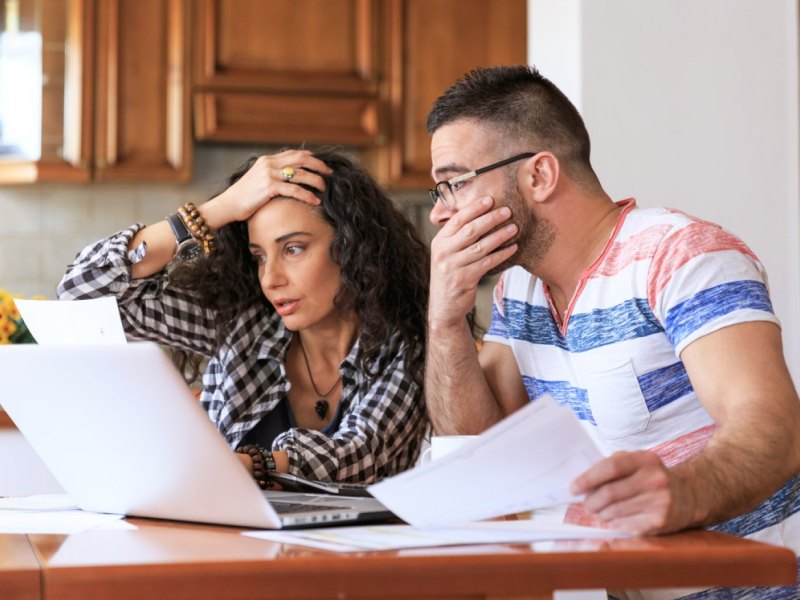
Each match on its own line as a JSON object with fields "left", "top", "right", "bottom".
{"left": 485, "top": 199, "right": 800, "bottom": 599}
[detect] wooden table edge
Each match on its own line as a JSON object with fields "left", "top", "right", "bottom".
{"left": 0, "top": 411, "right": 16, "bottom": 430}
{"left": 39, "top": 533, "right": 797, "bottom": 599}
{"left": 0, "top": 535, "right": 42, "bottom": 600}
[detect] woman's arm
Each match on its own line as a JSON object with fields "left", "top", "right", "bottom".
{"left": 57, "top": 225, "right": 221, "bottom": 355}
{"left": 128, "top": 150, "right": 331, "bottom": 279}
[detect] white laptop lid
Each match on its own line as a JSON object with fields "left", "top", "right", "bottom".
{"left": 0, "top": 342, "right": 284, "bottom": 529}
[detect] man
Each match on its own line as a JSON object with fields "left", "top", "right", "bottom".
{"left": 424, "top": 65, "right": 800, "bottom": 597}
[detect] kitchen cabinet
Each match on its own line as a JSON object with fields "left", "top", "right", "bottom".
{"left": 193, "top": 0, "right": 383, "bottom": 146}
{"left": 371, "top": 0, "right": 527, "bottom": 188}
{"left": 192, "top": 0, "right": 527, "bottom": 188}
{"left": 0, "top": 0, "right": 87, "bottom": 182}
{"left": 93, "top": 0, "right": 191, "bottom": 181}
{"left": 0, "top": 0, "right": 191, "bottom": 184}
{"left": 1, "top": 0, "right": 524, "bottom": 186}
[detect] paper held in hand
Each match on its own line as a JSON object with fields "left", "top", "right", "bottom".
{"left": 14, "top": 297, "right": 127, "bottom": 344}
{"left": 368, "top": 395, "right": 605, "bottom": 529}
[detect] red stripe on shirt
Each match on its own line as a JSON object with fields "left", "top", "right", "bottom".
{"left": 651, "top": 424, "right": 717, "bottom": 467}
{"left": 647, "top": 223, "right": 758, "bottom": 311}
{"left": 591, "top": 224, "right": 673, "bottom": 278}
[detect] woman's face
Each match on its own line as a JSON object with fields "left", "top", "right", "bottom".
{"left": 247, "top": 199, "right": 342, "bottom": 332}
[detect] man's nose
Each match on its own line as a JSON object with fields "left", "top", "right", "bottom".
{"left": 429, "top": 199, "right": 456, "bottom": 227}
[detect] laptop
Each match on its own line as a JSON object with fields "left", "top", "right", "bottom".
{"left": 0, "top": 342, "right": 394, "bottom": 529}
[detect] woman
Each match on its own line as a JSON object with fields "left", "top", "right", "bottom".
{"left": 58, "top": 149, "right": 429, "bottom": 485}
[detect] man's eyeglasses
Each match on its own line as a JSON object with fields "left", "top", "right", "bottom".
{"left": 428, "top": 152, "right": 538, "bottom": 209}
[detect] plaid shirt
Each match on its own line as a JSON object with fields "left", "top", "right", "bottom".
{"left": 57, "top": 225, "right": 426, "bottom": 482}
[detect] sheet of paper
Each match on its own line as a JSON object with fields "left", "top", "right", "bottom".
{"left": 0, "top": 494, "right": 131, "bottom": 533}
{"left": 0, "top": 509, "right": 127, "bottom": 534}
{"left": 0, "top": 493, "right": 78, "bottom": 512}
{"left": 15, "top": 297, "right": 127, "bottom": 344}
{"left": 368, "top": 395, "right": 605, "bottom": 529}
{"left": 244, "top": 520, "right": 627, "bottom": 553}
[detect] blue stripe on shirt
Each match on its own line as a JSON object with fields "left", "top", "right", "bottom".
{"left": 522, "top": 361, "right": 692, "bottom": 426}
{"left": 488, "top": 298, "right": 662, "bottom": 353}
{"left": 665, "top": 280, "right": 774, "bottom": 348}
{"left": 710, "top": 474, "right": 800, "bottom": 538}
{"left": 488, "top": 302, "right": 568, "bottom": 349}
{"left": 523, "top": 376, "right": 595, "bottom": 424}
{"left": 486, "top": 303, "right": 512, "bottom": 340}
{"left": 638, "top": 361, "right": 694, "bottom": 411}
{"left": 567, "top": 298, "right": 663, "bottom": 352}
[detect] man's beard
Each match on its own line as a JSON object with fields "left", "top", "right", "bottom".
{"left": 485, "top": 176, "right": 555, "bottom": 276}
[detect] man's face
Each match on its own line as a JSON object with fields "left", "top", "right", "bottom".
{"left": 429, "top": 120, "right": 554, "bottom": 272}
{"left": 429, "top": 121, "right": 503, "bottom": 222}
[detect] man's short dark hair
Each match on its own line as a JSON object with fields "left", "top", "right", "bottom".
{"left": 427, "top": 65, "right": 595, "bottom": 181}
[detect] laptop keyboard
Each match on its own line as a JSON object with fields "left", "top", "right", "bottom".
{"left": 270, "top": 501, "right": 343, "bottom": 514}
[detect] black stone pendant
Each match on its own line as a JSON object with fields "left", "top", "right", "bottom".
{"left": 315, "top": 399, "right": 329, "bottom": 420}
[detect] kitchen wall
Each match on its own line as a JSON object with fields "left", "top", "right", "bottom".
{"left": 0, "top": 145, "right": 252, "bottom": 298}
{"left": 530, "top": 0, "right": 800, "bottom": 386}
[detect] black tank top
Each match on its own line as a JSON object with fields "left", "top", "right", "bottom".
{"left": 239, "top": 396, "right": 345, "bottom": 449}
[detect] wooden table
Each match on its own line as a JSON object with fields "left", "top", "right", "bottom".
{"left": 0, "top": 535, "right": 41, "bottom": 600}
{"left": 2, "top": 519, "right": 795, "bottom": 600}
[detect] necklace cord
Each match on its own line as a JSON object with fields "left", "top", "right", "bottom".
{"left": 297, "top": 335, "right": 342, "bottom": 398}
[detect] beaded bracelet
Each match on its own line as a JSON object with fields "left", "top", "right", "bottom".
{"left": 236, "top": 444, "right": 276, "bottom": 489}
{"left": 177, "top": 202, "right": 217, "bottom": 256}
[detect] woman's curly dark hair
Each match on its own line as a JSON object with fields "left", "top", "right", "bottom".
{"left": 170, "top": 149, "right": 430, "bottom": 386}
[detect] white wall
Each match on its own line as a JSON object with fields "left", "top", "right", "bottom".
{"left": 530, "top": 0, "right": 800, "bottom": 386}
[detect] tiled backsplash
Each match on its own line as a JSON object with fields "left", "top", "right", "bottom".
{"left": 0, "top": 144, "right": 496, "bottom": 327}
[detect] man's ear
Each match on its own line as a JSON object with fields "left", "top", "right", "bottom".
{"left": 521, "top": 152, "right": 559, "bottom": 203}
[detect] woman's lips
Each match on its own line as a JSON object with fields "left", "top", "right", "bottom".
{"left": 272, "top": 298, "right": 300, "bottom": 317}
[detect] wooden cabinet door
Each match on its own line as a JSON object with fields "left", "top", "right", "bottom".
{"left": 371, "top": 0, "right": 527, "bottom": 189}
{"left": 0, "top": 0, "right": 94, "bottom": 183}
{"left": 94, "top": 0, "right": 191, "bottom": 181}
{"left": 193, "top": 0, "right": 383, "bottom": 146}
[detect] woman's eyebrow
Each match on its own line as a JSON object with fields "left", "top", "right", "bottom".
{"left": 249, "top": 232, "right": 312, "bottom": 250}
{"left": 274, "top": 231, "right": 312, "bottom": 244}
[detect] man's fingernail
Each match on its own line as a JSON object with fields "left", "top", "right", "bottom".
{"left": 500, "top": 207, "right": 511, "bottom": 217}
{"left": 481, "top": 197, "right": 492, "bottom": 206}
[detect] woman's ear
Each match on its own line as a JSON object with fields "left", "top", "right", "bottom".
{"left": 522, "top": 152, "right": 559, "bottom": 203}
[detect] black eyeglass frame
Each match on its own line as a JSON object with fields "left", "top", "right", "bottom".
{"left": 428, "top": 152, "right": 538, "bottom": 208}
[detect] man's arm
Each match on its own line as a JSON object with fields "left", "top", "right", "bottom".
{"left": 427, "top": 333, "right": 530, "bottom": 434}
{"left": 425, "top": 196, "right": 525, "bottom": 434}
{"left": 572, "top": 321, "right": 800, "bottom": 534}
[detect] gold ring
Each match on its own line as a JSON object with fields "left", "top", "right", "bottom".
{"left": 280, "top": 166, "right": 296, "bottom": 181}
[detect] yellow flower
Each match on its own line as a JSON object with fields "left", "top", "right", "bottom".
{"left": 0, "top": 288, "right": 41, "bottom": 344}
{"left": 0, "top": 289, "right": 13, "bottom": 308}
{"left": 0, "top": 319, "right": 17, "bottom": 337}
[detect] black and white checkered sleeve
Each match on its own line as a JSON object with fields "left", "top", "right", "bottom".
{"left": 273, "top": 339, "right": 426, "bottom": 483}
{"left": 57, "top": 225, "right": 219, "bottom": 356}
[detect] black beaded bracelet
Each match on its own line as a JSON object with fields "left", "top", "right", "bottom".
{"left": 236, "top": 444, "right": 276, "bottom": 489}
{"left": 257, "top": 446, "right": 277, "bottom": 472}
